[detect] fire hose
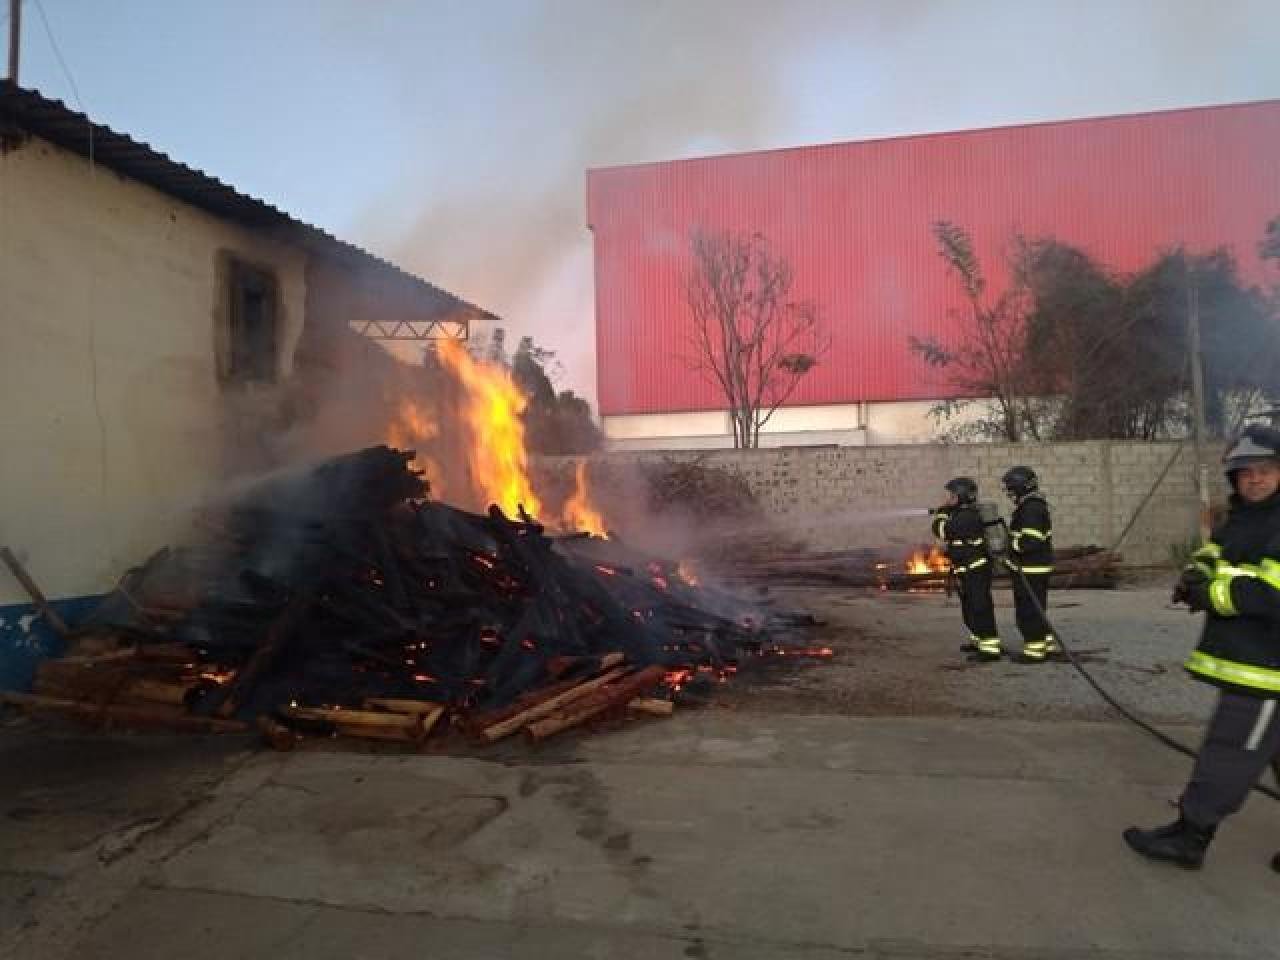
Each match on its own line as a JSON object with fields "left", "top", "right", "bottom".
{"left": 992, "top": 532, "right": 1280, "bottom": 804}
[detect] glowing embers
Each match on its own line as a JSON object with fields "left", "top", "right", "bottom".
{"left": 905, "top": 545, "right": 950, "bottom": 575}
{"left": 754, "top": 645, "right": 835, "bottom": 659}
{"left": 676, "top": 560, "right": 700, "bottom": 587}
{"left": 36, "top": 446, "right": 824, "bottom": 751}
{"left": 660, "top": 664, "right": 737, "bottom": 695}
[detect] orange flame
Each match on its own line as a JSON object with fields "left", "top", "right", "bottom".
{"left": 906, "top": 545, "right": 950, "bottom": 575}
{"left": 437, "top": 340, "right": 540, "bottom": 518}
{"left": 387, "top": 399, "right": 438, "bottom": 448}
{"left": 386, "top": 398, "right": 444, "bottom": 498}
{"left": 562, "top": 461, "right": 607, "bottom": 536}
{"left": 676, "top": 560, "right": 700, "bottom": 587}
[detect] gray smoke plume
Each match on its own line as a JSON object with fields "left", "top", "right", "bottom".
{"left": 333, "top": 0, "right": 1280, "bottom": 409}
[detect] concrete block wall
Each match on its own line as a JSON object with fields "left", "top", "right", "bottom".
{"left": 559, "top": 441, "right": 1222, "bottom": 566}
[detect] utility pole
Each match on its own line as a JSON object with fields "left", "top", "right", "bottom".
{"left": 1187, "top": 273, "right": 1212, "bottom": 542}
{"left": 7, "top": 0, "right": 20, "bottom": 84}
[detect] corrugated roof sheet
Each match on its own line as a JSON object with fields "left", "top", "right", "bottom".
{"left": 0, "top": 81, "right": 497, "bottom": 326}
{"left": 587, "top": 99, "right": 1280, "bottom": 417}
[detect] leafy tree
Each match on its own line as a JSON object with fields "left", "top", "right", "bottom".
{"left": 509, "top": 335, "right": 602, "bottom": 454}
{"left": 909, "top": 222, "right": 1038, "bottom": 441}
{"left": 913, "top": 224, "right": 1280, "bottom": 441}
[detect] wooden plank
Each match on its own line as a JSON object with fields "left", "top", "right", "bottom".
{"left": 362, "top": 700, "right": 445, "bottom": 739}
{"left": 418, "top": 705, "right": 445, "bottom": 739}
{"left": 363, "top": 697, "right": 444, "bottom": 715}
{"left": 118, "top": 679, "right": 192, "bottom": 707}
{"left": 466, "top": 652, "right": 629, "bottom": 734}
{"left": 627, "top": 697, "right": 674, "bottom": 717}
{"left": 526, "top": 666, "right": 667, "bottom": 742}
{"left": 281, "top": 705, "right": 421, "bottom": 730}
{"left": 57, "top": 648, "right": 143, "bottom": 666}
{"left": 547, "top": 650, "right": 626, "bottom": 679}
{"left": 465, "top": 677, "right": 584, "bottom": 733}
{"left": 0, "top": 546, "right": 69, "bottom": 637}
{"left": 479, "top": 666, "right": 630, "bottom": 743}
{"left": 1, "top": 691, "right": 246, "bottom": 734}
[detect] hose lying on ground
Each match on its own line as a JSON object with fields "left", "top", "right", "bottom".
{"left": 998, "top": 557, "right": 1280, "bottom": 803}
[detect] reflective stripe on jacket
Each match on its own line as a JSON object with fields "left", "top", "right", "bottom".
{"left": 1008, "top": 492, "right": 1054, "bottom": 572}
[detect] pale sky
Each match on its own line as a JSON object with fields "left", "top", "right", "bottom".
{"left": 11, "top": 0, "right": 1280, "bottom": 404}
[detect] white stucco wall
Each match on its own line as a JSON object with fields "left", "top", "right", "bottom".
{"left": 0, "top": 136, "right": 307, "bottom": 604}
{"left": 601, "top": 399, "right": 997, "bottom": 450}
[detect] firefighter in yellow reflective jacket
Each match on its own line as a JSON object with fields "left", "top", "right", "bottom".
{"left": 1001, "top": 466, "right": 1061, "bottom": 664}
{"left": 1125, "top": 426, "right": 1280, "bottom": 872}
{"left": 932, "top": 477, "right": 1002, "bottom": 661}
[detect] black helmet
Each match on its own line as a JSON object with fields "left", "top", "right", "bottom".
{"left": 1002, "top": 465, "right": 1038, "bottom": 498}
{"left": 1223, "top": 425, "right": 1280, "bottom": 475}
{"left": 944, "top": 476, "right": 978, "bottom": 504}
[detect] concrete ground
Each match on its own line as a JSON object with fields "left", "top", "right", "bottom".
{"left": 2, "top": 584, "right": 1278, "bottom": 960}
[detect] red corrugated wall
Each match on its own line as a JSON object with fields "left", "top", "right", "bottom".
{"left": 588, "top": 100, "right": 1280, "bottom": 417}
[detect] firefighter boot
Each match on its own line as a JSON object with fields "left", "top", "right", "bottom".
{"left": 1012, "top": 638, "right": 1049, "bottom": 664}
{"left": 1122, "top": 817, "right": 1215, "bottom": 869}
{"left": 966, "top": 637, "right": 1002, "bottom": 663}
{"left": 959, "top": 634, "right": 978, "bottom": 654}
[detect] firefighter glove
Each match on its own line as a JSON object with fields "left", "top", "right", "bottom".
{"left": 1173, "top": 567, "right": 1211, "bottom": 612}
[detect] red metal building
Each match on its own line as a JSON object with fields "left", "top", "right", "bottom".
{"left": 587, "top": 100, "right": 1280, "bottom": 441}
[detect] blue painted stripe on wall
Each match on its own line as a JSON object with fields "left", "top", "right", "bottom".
{"left": 0, "top": 595, "right": 105, "bottom": 692}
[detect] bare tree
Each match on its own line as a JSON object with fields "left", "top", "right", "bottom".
{"left": 684, "top": 229, "right": 826, "bottom": 448}
{"left": 909, "top": 222, "right": 1039, "bottom": 442}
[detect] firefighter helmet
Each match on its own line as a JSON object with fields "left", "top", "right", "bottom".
{"left": 944, "top": 476, "right": 978, "bottom": 505}
{"left": 1002, "top": 465, "right": 1039, "bottom": 499}
{"left": 1223, "top": 425, "right": 1280, "bottom": 475}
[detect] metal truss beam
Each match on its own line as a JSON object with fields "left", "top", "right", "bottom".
{"left": 349, "top": 318, "right": 469, "bottom": 341}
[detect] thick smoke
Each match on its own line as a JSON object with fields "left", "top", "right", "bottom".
{"left": 333, "top": 0, "right": 1280, "bottom": 409}
{"left": 343, "top": 0, "right": 867, "bottom": 401}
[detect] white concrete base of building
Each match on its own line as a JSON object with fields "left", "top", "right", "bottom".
{"left": 602, "top": 399, "right": 992, "bottom": 450}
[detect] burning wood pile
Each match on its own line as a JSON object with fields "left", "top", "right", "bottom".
{"left": 4, "top": 446, "right": 821, "bottom": 748}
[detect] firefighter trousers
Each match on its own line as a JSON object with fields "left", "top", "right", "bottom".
{"left": 957, "top": 564, "right": 998, "bottom": 643}
{"left": 1011, "top": 570, "right": 1057, "bottom": 657}
{"left": 1181, "top": 690, "right": 1280, "bottom": 830}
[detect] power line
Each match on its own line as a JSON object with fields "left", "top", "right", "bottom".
{"left": 28, "top": 0, "right": 107, "bottom": 498}
{"left": 31, "top": 0, "right": 83, "bottom": 109}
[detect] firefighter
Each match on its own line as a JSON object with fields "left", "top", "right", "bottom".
{"left": 932, "top": 477, "right": 1001, "bottom": 661}
{"left": 1002, "top": 465, "right": 1061, "bottom": 664}
{"left": 1124, "top": 425, "right": 1280, "bottom": 871}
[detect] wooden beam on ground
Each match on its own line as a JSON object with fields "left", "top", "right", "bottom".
{"left": 479, "top": 666, "right": 629, "bottom": 743}
{"left": 363, "top": 699, "right": 446, "bottom": 740}
{"left": 363, "top": 697, "right": 444, "bottom": 715}
{"left": 627, "top": 697, "right": 675, "bottom": 717}
{"left": 1, "top": 691, "right": 246, "bottom": 734}
{"left": 281, "top": 705, "right": 421, "bottom": 730}
{"left": 526, "top": 666, "right": 667, "bottom": 742}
